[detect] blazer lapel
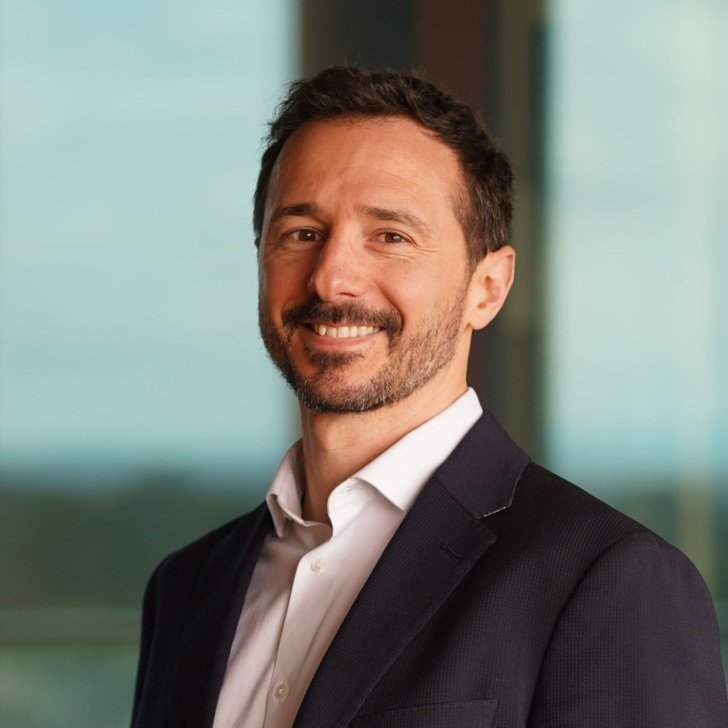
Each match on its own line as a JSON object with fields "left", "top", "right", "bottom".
{"left": 168, "top": 504, "right": 273, "bottom": 728}
{"left": 294, "top": 411, "right": 529, "bottom": 728}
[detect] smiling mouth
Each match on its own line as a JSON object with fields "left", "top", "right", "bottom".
{"left": 309, "top": 323, "right": 380, "bottom": 339}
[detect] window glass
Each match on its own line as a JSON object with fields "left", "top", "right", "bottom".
{"left": 546, "top": 0, "right": 727, "bottom": 666}
{"left": 0, "top": 1, "right": 298, "bottom": 725}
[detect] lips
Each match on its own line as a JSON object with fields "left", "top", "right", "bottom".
{"left": 283, "top": 299, "right": 402, "bottom": 337}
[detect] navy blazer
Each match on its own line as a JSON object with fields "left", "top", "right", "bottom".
{"left": 131, "top": 411, "right": 727, "bottom": 727}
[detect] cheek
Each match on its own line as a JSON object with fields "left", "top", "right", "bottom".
{"left": 258, "top": 267, "right": 282, "bottom": 322}
{"left": 381, "top": 270, "right": 448, "bottom": 317}
{"left": 260, "top": 262, "right": 309, "bottom": 324}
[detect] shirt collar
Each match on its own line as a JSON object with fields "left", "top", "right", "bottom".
{"left": 355, "top": 388, "right": 482, "bottom": 511}
{"left": 266, "top": 442, "right": 306, "bottom": 537}
{"left": 264, "top": 388, "right": 483, "bottom": 535}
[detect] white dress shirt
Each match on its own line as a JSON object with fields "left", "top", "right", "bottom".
{"left": 213, "top": 389, "right": 483, "bottom": 728}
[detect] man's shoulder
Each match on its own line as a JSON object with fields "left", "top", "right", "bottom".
{"left": 503, "top": 461, "right": 656, "bottom": 541}
{"left": 514, "top": 461, "right": 648, "bottom": 532}
{"left": 491, "top": 461, "right": 696, "bottom": 578}
{"left": 443, "top": 411, "right": 662, "bottom": 554}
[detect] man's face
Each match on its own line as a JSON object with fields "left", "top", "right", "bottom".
{"left": 258, "top": 115, "right": 478, "bottom": 414}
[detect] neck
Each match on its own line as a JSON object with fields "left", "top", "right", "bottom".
{"left": 298, "top": 374, "right": 468, "bottom": 524}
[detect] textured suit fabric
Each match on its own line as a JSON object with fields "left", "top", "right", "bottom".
{"left": 131, "top": 411, "right": 728, "bottom": 727}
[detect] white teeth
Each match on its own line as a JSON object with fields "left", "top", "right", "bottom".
{"left": 313, "top": 324, "right": 378, "bottom": 339}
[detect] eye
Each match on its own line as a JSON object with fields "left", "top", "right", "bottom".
{"left": 379, "top": 231, "right": 409, "bottom": 244}
{"left": 287, "top": 228, "right": 322, "bottom": 243}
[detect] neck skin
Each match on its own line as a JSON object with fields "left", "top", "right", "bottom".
{"left": 298, "top": 363, "right": 468, "bottom": 524}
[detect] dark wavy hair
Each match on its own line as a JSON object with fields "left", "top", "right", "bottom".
{"left": 253, "top": 67, "right": 513, "bottom": 267}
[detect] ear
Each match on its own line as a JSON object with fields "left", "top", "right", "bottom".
{"left": 465, "top": 245, "right": 516, "bottom": 331}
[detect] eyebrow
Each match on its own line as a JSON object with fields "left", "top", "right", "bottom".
{"left": 269, "top": 202, "right": 318, "bottom": 225}
{"left": 361, "top": 206, "right": 434, "bottom": 237}
{"left": 269, "top": 202, "right": 434, "bottom": 238}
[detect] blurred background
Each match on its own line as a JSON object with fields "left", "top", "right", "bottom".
{"left": 1, "top": 0, "right": 726, "bottom": 725}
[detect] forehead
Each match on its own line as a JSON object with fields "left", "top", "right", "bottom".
{"left": 267, "top": 115, "right": 466, "bottom": 218}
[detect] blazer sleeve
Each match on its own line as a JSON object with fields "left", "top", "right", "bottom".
{"left": 130, "top": 558, "right": 165, "bottom": 728}
{"left": 527, "top": 531, "right": 728, "bottom": 726}
{"left": 130, "top": 553, "right": 190, "bottom": 728}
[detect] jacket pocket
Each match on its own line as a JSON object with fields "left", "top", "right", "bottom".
{"left": 351, "top": 698, "right": 497, "bottom": 727}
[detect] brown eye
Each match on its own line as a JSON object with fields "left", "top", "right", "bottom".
{"left": 382, "top": 231, "right": 406, "bottom": 243}
{"left": 293, "top": 229, "right": 320, "bottom": 242}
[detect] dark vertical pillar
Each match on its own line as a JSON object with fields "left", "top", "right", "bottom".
{"left": 474, "top": 0, "right": 547, "bottom": 459}
{"left": 299, "top": 0, "right": 413, "bottom": 75}
{"left": 413, "top": 0, "right": 488, "bottom": 109}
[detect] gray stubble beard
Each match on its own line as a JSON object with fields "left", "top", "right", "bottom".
{"left": 258, "top": 290, "right": 467, "bottom": 414}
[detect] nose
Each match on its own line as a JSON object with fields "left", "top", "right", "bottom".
{"left": 307, "top": 232, "right": 368, "bottom": 301}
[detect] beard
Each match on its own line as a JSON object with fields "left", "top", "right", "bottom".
{"left": 258, "top": 289, "right": 468, "bottom": 414}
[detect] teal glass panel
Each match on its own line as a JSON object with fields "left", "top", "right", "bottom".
{"left": 0, "top": 1, "right": 298, "bottom": 725}
{"left": 546, "top": 0, "right": 727, "bottom": 669}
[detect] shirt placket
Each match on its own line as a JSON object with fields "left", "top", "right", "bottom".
{"left": 263, "top": 540, "right": 334, "bottom": 727}
{"left": 262, "top": 483, "right": 364, "bottom": 728}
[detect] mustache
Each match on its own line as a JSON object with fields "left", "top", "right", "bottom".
{"left": 283, "top": 299, "right": 402, "bottom": 332}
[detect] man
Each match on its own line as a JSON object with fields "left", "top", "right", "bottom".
{"left": 131, "top": 67, "right": 727, "bottom": 727}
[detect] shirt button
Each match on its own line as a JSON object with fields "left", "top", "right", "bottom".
{"left": 310, "top": 557, "right": 328, "bottom": 574}
{"left": 273, "top": 681, "right": 289, "bottom": 701}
